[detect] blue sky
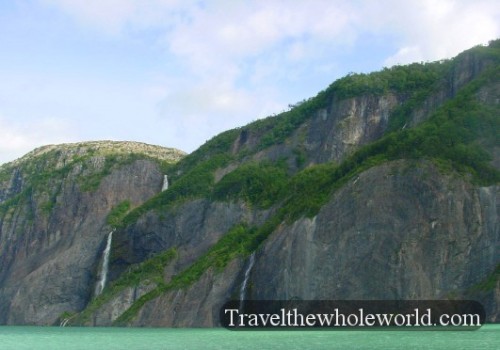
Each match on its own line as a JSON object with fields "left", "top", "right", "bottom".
{"left": 0, "top": 0, "right": 499, "bottom": 164}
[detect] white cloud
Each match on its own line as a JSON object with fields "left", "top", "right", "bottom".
{"left": 166, "top": 1, "right": 357, "bottom": 75}
{"left": 0, "top": 116, "right": 77, "bottom": 165}
{"left": 160, "top": 83, "right": 252, "bottom": 119}
{"left": 380, "top": 0, "right": 500, "bottom": 66}
{"left": 157, "top": 78, "right": 283, "bottom": 148}
{"left": 38, "top": 0, "right": 500, "bottom": 71}
{"left": 40, "top": 0, "right": 186, "bottom": 35}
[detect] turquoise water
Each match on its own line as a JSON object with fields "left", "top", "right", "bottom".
{"left": 0, "top": 325, "right": 498, "bottom": 350}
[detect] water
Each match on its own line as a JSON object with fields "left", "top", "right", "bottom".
{"left": 94, "top": 231, "right": 113, "bottom": 296}
{"left": 239, "top": 252, "right": 256, "bottom": 311}
{"left": 161, "top": 175, "right": 169, "bottom": 191}
{"left": 0, "top": 325, "right": 498, "bottom": 350}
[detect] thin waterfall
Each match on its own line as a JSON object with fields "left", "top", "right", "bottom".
{"left": 95, "top": 230, "right": 114, "bottom": 296}
{"left": 60, "top": 312, "right": 77, "bottom": 327}
{"left": 239, "top": 252, "right": 256, "bottom": 311}
{"left": 161, "top": 175, "right": 169, "bottom": 191}
{"left": 60, "top": 318, "right": 70, "bottom": 327}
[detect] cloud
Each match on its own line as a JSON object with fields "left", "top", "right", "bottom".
{"left": 0, "top": 116, "right": 77, "bottom": 165}
{"left": 40, "top": 0, "right": 359, "bottom": 80}
{"left": 166, "top": 1, "right": 358, "bottom": 79}
{"left": 38, "top": 0, "right": 500, "bottom": 70}
{"left": 157, "top": 78, "right": 283, "bottom": 148}
{"left": 42, "top": 0, "right": 500, "bottom": 88}
{"left": 161, "top": 84, "right": 251, "bottom": 117}
{"left": 379, "top": 0, "right": 500, "bottom": 66}
{"left": 40, "top": 0, "right": 186, "bottom": 35}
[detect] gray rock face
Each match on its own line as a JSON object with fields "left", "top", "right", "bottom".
{"left": 110, "top": 200, "right": 269, "bottom": 282}
{"left": 232, "top": 49, "right": 495, "bottom": 170}
{"left": 121, "top": 161, "right": 498, "bottom": 326}
{"left": 91, "top": 283, "right": 156, "bottom": 326}
{"left": 304, "top": 94, "right": 398, "bottom": 164}
{"left": 0, "top": 142, "right": 182, "bottom": 325}
{"left": 251, "top": 161, "right": 499, "bottom": 303}
{"left": 131, "top": 259, "right": 243, "bottom": 327}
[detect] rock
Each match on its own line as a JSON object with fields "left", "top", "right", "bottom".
{"left": 0, "top": 141, "right": 184, "bottom": 325}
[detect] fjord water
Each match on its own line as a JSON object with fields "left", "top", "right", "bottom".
{"left": 0, "top": 325, "right": 498, "bottom": 350}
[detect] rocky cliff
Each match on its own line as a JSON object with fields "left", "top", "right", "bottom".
{"left": 0, "top": 141, "right": 185, "bottom": 325}
{"left": 0, "top": 42, "right": 498, "bottom": 326}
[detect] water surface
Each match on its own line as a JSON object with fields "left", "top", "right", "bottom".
{"left": 0, "top": 325, "right": 498, "bottom": 349}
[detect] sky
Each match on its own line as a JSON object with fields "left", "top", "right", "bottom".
{"left": 0, "top": 0, "right": 499, "bottom": 164}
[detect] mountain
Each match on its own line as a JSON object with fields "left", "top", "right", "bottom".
{"left": 0, "top": 41, "right": 499, "bottom": 326}
{"left": 0, "top": 141, "right": 185, "bottom": 324}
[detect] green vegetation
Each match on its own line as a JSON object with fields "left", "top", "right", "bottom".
{"left": 114, "top": 211, "right": 306, "bottom": 324}
{"left": 248, "top": 92, "right": 330, "bottom": 149}
{"left": 106, "top": 201, "right": 131, "bottom": 228}
{"left": 212, "top": 161, "right": 288, "bottom": 208}
{"left": 78, "top": 153, "right": 158, "bottom": 192}
{"left": 40, "top": 199, "right": 56, "bottom": 215}
{"left": 211, "top": 65, "right": 500, "bottom": 219}
{"left": 75, "top": 248, "right": 177, "bottom": 324}
{"left": 0, "top": 149, "right": 179, "bottom": 225}
{"left": 113, "top": 39, "right": 500, "bottom": 240}
{"left": 142, "top": 42, "right": 500, "bottom": 211}
{"left": 117, "top": 70, "right": 391, "bottom": 225}
{"left": 387, "top": 67, "right": 499, "bottom": 184}
{"left": 59, "top": 311, "right": 76, "bottom": 320}
{"left": 0, "top": 150, "right": 75, "bottom": 218}
{"left": 278, "top": 67, "right": 499, "bottom": 220}
{"left": 293, "top": 147, "right": 307, "bottom": 168}
{"left": 152, "top": 47, "right": 455, "bottom": 191}
{"left": 282, "top": 162, "right": 347, "bottom": 220}
{"left": 468, "top": 264, "right": 500, "bottom": 293}
{"left": 168, "top": 224, "right": 257, "bottom": 283}
{"left": 114, "top": 224, "right": 261, "bottom": 324}
{"left": 330, "top": 61, "right": 451, "bottom": 100}
{"left": 172, "top": 129, "right": 240, "bottom": 177}
{"left": 0, "top": 190, "right": 26, "bottom": 217}
{"left": 119, "top": 154, "right": 231, "bottom": 228}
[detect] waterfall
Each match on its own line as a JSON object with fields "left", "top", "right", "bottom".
{"left": 60, "top": 313, "right": 77, "bottom": 327}
{"left": 95, "top": 231, "right": 113, "bottom": 296}
{"left": 161, "top": 175, "right": 169, "bottom": 191}
{"left": 239, "top": 252, "right": 256, "bottom": 311}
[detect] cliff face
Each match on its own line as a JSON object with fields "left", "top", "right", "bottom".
{"left": 252, "top": 161, "right": 498, "bottom": 301}
{"left": 108, "top": 161, "right": 497, "bottom": 327}
{"left": 0, "top": 141, "right": 184, "bottom": 325}
{"left": 0, "top": 43, "right": 499, "bottom": 326}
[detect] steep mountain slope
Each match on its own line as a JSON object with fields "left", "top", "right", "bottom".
{"left": 0, "top": 41, "right": 498, "bottom": 326}
{"left": 0, "top": 141, "right": 185, "bottom": 325}
{"left": 72, "top": 41, "right": 499, "bottom": 326}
